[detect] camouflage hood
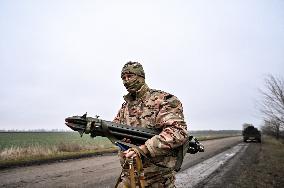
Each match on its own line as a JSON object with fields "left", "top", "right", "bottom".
{"left": 121, "top": 61, "right": 146, "bottom": 94}
{"left": 121, "top": 61, "right": 145, "bottom": 78}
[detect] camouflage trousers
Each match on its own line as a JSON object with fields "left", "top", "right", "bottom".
{"left": 116, "top": 170, "right": 176, "bottom": 188}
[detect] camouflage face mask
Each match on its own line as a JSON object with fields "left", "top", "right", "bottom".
{"left": 123, "top": 75, "right": 145, "bottom": 93}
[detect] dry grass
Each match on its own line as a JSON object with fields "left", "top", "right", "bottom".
{"left": 0, "top": 145, "right": 58, "bottom": 160}
{"left": 56, "top": 142, "right": 84, "bottom": 152}
{"left": 0, "top": 142, "right": 112, "bottom": 161}
{"left": 254, "top": 138, "right": 284, "bottom": 187}
{"left": 56, "top": 142, "right": 108, "bottom": 152}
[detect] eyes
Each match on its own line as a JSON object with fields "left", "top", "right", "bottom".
{"left": 122, "top": 74, "right": 135, "bottom": 81}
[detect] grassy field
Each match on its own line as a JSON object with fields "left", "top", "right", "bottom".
{"left": 0, "top": 132, "right": 113, "bottom": 150}
{"left": 0, "top": 132, "right": 114, "bottom": 166}
{"left": 0, "top": 131, "right": 240, "bottom": 166}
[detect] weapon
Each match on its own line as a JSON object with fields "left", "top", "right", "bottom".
{"left": 65, "top": 113, "right": 204, "bottom": 154}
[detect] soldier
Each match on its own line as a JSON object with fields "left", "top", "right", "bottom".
{"left": 113, "top": 61, "right": 188, "bottom": 188}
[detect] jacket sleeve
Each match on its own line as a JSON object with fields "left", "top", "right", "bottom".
{"left": 145, "top": 94, "right": 188, "bottom": 157}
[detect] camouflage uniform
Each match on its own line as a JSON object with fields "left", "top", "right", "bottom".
{"left": 114, "top": 62, "right": 188, "bottom": 188}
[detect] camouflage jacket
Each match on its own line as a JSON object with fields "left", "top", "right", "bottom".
{"left": 113, "top": 84, "right": 188, "bottom": 180}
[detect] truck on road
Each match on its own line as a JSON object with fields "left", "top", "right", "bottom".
{"left": 242, "top": 125, "right": 261, "bottom": 143}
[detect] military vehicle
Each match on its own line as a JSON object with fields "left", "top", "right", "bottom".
{"left": 242, "top": 125, "right": 261, "bottom": 142}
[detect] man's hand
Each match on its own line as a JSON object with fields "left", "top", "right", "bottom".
{"left": 124, "top": 145, "right": 149, "bottom": 158}
{"left": 121, "top": 138, "right": 131, "bottom": 143}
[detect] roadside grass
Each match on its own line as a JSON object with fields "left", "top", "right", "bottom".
{"left": 232, "top": 137, "right": 284, "bottom": 187}
{"left": 0, "top": 132, "right": 116, "bottom": 167}
{"left": 0, "top": 142, "right": 114, "bottom": 160}
{"left": 190, "top": 130, "right": 241, "bottom": 141}
{"left": 196, "top": 135, "right": 240, "bottom": 141}
{"left": 0, "top": 147, "right": 117, "bottom": 165}
{"left": 0, "top": 131, "right": 240, "bottom": 168}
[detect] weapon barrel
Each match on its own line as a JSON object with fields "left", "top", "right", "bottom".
{"left": 105, "top": 121, "right": 157, "bottom": 139}
{"left": 65, "top": 114, "right": 204, "bottom": 153}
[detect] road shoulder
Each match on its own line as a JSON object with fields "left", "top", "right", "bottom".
{"left": 196, "top": 137, "right": 284, "bottom": 188}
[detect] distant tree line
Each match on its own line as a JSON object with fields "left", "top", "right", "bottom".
{"left": 258, "top": 75, "right": 284, "bottom": 139}
{"left": 0, "top": 129, "right": 71, "bottom": 132}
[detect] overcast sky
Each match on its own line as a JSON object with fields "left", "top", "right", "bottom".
{"left": 0, "top": 0, "right": 283, "bottom": 131}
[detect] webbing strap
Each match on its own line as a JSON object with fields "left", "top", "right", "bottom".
{"left": 114, "top": 148, "right": 146, "bottom": 188}
{"left": 128, "top": 148, "right": 145, "bottom": 188}
{"left": 128, "top": 157, "right": 136, "bottom": 188}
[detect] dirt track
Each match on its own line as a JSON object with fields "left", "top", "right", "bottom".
{"left": 0, "top": 137, "right": 241, "bottom": 188}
